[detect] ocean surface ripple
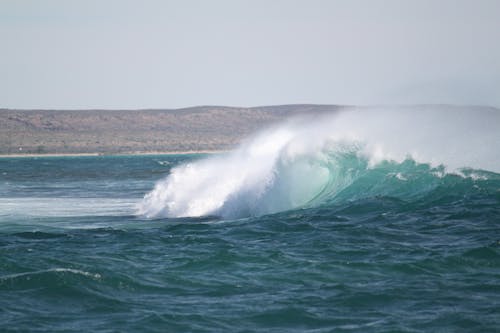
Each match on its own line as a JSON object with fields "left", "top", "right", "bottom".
{"left": 1, "top": 107, "right": 500, "bottom": 332}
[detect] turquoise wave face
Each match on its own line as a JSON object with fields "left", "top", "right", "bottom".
{"left": 251, "top": 153, "right": 497, "bottom": 218}
{"left": 320, "top": 154, "right": 499, "bottom": 205}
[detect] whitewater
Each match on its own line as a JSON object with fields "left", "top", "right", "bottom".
{"left": 139, "top": 106, "right": 500, "bottom": 219}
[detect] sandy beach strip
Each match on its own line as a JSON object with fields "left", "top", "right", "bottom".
{"left": 0, "top": 150, "right": 227, "bottom": 158}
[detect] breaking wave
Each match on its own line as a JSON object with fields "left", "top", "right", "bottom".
{"left": 138, "top": 106, "right": 500, "bottom": 219}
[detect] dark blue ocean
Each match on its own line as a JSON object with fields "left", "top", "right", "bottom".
{"left": 1, "top": 152, "right": 499, "bottom": 332}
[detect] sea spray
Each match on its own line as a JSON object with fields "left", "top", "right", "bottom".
{"left": 138, "top": 106, "right": 500, "bottom": 218}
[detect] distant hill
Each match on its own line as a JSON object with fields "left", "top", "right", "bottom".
{"left": 0, "top": 105, "right": 341, "bottom": 155}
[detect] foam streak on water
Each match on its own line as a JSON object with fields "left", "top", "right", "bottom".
{"left": 0, "top": 198, "right": 137, "bottom": 218}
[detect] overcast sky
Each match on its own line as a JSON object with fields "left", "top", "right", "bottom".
{"left": 1, "top": 0, "right": 499, "bottom": 109}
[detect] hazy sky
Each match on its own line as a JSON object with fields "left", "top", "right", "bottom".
{"left": 1, "top": 0, "right": 500, "bottom": 109}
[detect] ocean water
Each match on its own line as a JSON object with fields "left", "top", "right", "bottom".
{"left": 1, "top": 107, "right": 500, "bottom": 332}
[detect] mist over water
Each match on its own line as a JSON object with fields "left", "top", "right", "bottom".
{"left": 138, "top": 106, "right": 500, "bottom": 219}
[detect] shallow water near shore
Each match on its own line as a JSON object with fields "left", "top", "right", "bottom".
{"left": 1, "top": 154, "right": 499, "bottom": 332}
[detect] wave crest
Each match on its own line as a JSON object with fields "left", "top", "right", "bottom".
{"left": 138, "top": 106, "right": 500, "bottom": 219}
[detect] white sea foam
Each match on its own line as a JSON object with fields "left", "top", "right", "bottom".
{"left": 0, "top": 268, "right": 101, "bottom": 280}
{"left": 0, "top": 198, "right": 137, "bottom": 218}
{"left": 138, "top": 106, "right": 500, "bottom": 219}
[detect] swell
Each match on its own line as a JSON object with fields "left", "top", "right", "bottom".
{"left": 138, "top": 106, "right": 500, "bottom": 219}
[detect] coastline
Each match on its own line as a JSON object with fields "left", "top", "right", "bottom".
{"left": 0, "top": 105, "right": 342, "bottom": 160}
{"left": 0, "top": 150, "right": 227, "bottom": 158}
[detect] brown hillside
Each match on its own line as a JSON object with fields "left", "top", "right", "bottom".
{"left": 0, "top": 105, "right": 340, "bottom": 155}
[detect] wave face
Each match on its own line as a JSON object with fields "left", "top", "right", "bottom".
{"left": 138, "top": 106, "right": 500, "bottom": 218}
